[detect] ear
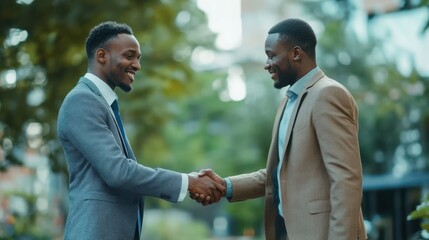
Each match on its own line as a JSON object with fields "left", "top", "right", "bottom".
{"left": 291, "top": 46, "right": 302, "bottom": 61}
{"left": 96, "top": 48, "right": 108, "bottom": 64}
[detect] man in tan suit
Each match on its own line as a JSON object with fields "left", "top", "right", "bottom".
{"left": 192, "top": 19, "right": 367, "bottom": 240}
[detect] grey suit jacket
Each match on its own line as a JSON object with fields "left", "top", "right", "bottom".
{"left": 57, "top": 77, "right": 183, "bottom": 240}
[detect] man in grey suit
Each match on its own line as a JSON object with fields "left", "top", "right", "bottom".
{"left": 57, "top": 21, "right": 224, "bottom": 240}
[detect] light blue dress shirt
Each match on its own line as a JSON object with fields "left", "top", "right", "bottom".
{"left": 276, "top": 67, "right": 319, "bottom": 216}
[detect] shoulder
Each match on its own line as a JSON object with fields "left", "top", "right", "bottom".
{"left": 306, "top": 76, "right": 358, "bottom": 120}
{"left": 61, "top": 83, "right": 104, "bottom": 108}
{"left": 311, "top": 76, "right": 354, "bottom": 101}
{"left": 58, "top": 83, "right": 107, "bottom": 123}
{"left": 314, "top": 76, "right": 347, "bottom": 91}
{"left": 57, "top": 84, "right": 110, "bottom": 136}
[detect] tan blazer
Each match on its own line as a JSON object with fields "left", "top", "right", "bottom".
{"left": 228, "top": 70, "right": 367, "bottom": 240}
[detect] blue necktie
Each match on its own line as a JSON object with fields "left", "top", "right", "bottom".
{"left": 111, "top": 100, "right": 133, "bottom": 157}
{"left": 111, "top": 99, "right": 141, "bottom": 239}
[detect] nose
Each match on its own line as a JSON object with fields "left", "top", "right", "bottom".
{"left": 133, "top": 59, "right": 141, "bottom": 71}
{"left": 264, "top": 61, "right": 270, "bottom": 71}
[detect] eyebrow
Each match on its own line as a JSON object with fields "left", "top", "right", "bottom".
{"left": 124, "top": 49, "right": 141, "bottom": 57}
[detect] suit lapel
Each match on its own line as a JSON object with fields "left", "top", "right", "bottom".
{"left": 77, "top": 77, "right": 134, "bottom": 159}
{"left": 78, "top": 77, "right": 103, "bottom": 97}
{"left": 281, "top": 70, "right": 325, "bottom": 160}
{"left": 266, "top": 97, "right": 288, "bottom": 173}
{"left": 78, "top": 78, "right": 115, "bottom": 122}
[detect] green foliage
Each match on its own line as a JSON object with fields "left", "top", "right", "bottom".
{"left": 0, "top": 0, "right": 215, "bottom": 173}
{"left": 139, "top": 63, "right": 275, "bottom": 232}
{"left": 305, "top": 3, "right": 429, "bottom": 174}
{"left": 408, "top": 194, "right": 429, "bottom": 232}
{"left": 0, "top": 191, "right": 54, "bottom": 239}
{"left": 3, "top": 0, "right": 428, "bottom": 238}
{"left": 0, "top": 0, "right": 269, "bottom": 237}
{"left": 141, "top": 209, "right": 210, "bottom": 240}
{"left": 0, "top": 0, "right": 228, "bottom": 237}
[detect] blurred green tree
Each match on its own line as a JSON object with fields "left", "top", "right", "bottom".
{"left": 0, "top": 0, "right": 270, "bottom": 237}
{"left": 0, "top": 0, "right": 234, "bottom": 238}
{"left": 4, "top": 0, "right": 428, "bottom": 238}
{"left": 303, "top": 0, "right": 429, "bottom": 174}
{"left": 408, "top": 193, "right": 429, "bottom": 239}
{"left": 0, "top": 0, "right": 217, "bottom": 174}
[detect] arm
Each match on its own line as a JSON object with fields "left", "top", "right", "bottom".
{"left": 228, "top": 169, "right": 266, "bottom": 202}
{"left": 192, "top": 169, "right": 266, "bottom": 205}
{"left": 314, "top": 85, "right": 363, "bottom": 238}
{"left": 58, "top": 90, "right": 183, "bottom": 201}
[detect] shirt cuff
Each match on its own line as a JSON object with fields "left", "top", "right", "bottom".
{"left": 225, "top": 177, "right": 233, "bottom": 200}
{"left": 178, "top": 173, "right": 188, "bottom": 202}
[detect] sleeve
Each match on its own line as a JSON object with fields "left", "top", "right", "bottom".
{"left": 58, "top": 91, "right": 183, "bottom": 202}
{"left": 228, "top": 168, "right": 267, "bottom": 202}
{"left": 224, "top": 178, "right": 233, "bottom": 200}
{"left": 313, "top": 84, "right": 363, "bottom": 238}
{"left": 177, "top": 173, "right": 189, "bottom": 201}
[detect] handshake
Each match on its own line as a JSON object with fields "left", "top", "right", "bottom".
{"left": 187, "top": 169, "right": 226, "bottom": 206}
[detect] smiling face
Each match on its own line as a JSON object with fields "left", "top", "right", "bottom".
{"left": 264, "top": 33, "right": 298, "bottom": 89}
{"left": 98, "top": 33, "right": 142, "bottom": 92}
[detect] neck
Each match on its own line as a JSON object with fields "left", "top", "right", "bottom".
{"left": 297, "top": 60, "right": 317, "bottom": 79}
{"left": 87, "top": 66, "right": 115, "bottom": 89}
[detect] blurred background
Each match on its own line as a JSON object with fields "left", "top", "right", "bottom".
{"left": 1, "top": 0, "right": 429, "bottom": 239}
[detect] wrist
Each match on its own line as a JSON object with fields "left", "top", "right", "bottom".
{"left": 224, "top": 177, "right": 233, "bottom": 199}
{"left": 187, "top": 173, "right": 196, "bottom": 192}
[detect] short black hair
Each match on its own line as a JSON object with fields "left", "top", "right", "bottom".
{"left": 85, "top": 21, "right": 133, "bottom": 60}
{"left": 268, "top": 18, "right": 317, "bottom": 57}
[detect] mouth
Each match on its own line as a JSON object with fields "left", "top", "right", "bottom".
{"left": 269, "top": 71, "right": 277, "bottom": 80}
{"left": 126, "top": 71, "right": 135, "bottom": 81}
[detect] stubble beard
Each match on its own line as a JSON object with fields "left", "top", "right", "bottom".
{"left": 119, "top": 83, "right": 132, "bottom": 93}
{"left": 274, "top": 76, "right": 289, "bottom": 89}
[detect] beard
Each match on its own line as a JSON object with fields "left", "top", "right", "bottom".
{"left": 273, "top": 60, "right": 296, "bottom": 89}
{"left": 107, "top": 71, "right": 133, "bottom": 93}
{"left": 274, "top": 72, "right": 295, "bottom": 89}
{"left": 274, "top": 78, "right": 288, "bottom": 89}
{"left": 118, "top": 82, "right": 132, "bottom": 92}
{"left": 274, "top": 65, "right": 298, "bottom": 89}
{"left": 107, "top": 61, "right": 133, "bottom": 93}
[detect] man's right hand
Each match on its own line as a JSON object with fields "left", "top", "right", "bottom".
{"left": 188, "top": 171, "right": 225, "bottom": 205}
{"left": 189, "top": 169, "right": 226, "bottom": 206}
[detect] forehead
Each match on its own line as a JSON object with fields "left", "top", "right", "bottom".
{"left": 107, "top": 33, "right": 141, "bottom": 53}
{"left": 265, "top": 33, "right": 287, "bottom": 51}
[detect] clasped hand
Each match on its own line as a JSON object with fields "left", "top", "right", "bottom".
{"left": 188, "top": 169, "right": 225, "bottom": 206}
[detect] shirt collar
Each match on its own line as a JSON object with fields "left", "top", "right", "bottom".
{"left": 84, "top": 73, "right": 117, "bottom": 106}
{"left": 287, "top": 66, "right": 319, "bottom": 99}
